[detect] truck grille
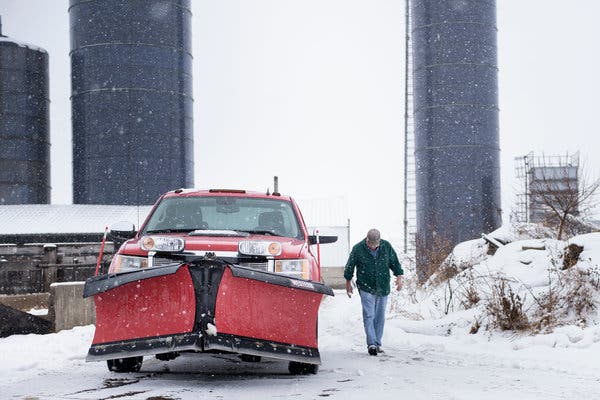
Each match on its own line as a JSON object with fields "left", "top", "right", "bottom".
{"left": 152, "top": 256, "right": 271, "bottom": 273}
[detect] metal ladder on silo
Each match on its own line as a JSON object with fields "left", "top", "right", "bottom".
{"left": 403, "top": 0, "right": 417, "bottom": 256}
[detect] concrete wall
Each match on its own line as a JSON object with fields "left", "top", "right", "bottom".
{"left": 0, "top": 292, "right": 50, "bottom": 312}
{"left": 49, "top": 282, "right": 95, "bottom": 332}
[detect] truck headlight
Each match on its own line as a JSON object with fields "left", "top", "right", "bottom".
{"left": 275, "top": 259, "right": 309, "bottom": 280}
{"left": 140, "top": 236, "right": 184, "bottom": 252}
{"left": 108, "top": 255, "right": 147, "bottom": 273}
{"left": 239, "top": 241, "right": 282, "bottom": 256}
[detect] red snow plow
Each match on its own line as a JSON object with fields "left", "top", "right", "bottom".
{"left": 83, "top": 189, "right": 336, "bottom": 375}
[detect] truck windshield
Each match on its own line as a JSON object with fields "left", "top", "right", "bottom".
{"left": 142, "top": 196, "right": 303, "bottom": 239}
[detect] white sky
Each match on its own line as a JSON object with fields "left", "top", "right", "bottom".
{"left": 1, "top": 0, "right": 599, "bottom": 247}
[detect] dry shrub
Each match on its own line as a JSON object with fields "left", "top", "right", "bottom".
{"left": 531, "top": 286, "right": 560, "bottom": 333}
{"left": 415, "top": 234, "right": 455, "bottom": 283}
{"left": 531, "top": 267, "right": 600, "bottom": 333}
{"left": 485, "top": 279, "right": 530, "bottom": 331}
{"left": 430, "top": 261, "right": 478, "bottom": 315}
{"left": 430, "top": 263, "right": 460, "bottom": 287}
{"left": 469, "top": 319, "right": 481, "bottom": 334}
{"left": 559, "top": 268, "right": 599, "bottom": 322}
{"left": 424, "top": 260, "right": 482, "bottom": 316}
{"left": 460, "top": 274, "right": 481, "bottom": 309}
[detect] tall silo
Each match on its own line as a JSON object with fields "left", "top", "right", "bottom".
{"left": 70, "top": 0, "right": 194, "bottom": 205}
{"left": 411, "top": 0, "right": 501, "bottom": 278}
{"left": 0, "top": 18, "right": 50, "bottom": 205}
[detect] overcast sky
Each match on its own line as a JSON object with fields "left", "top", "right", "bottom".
{"left": 1, "top": 0, "right": 599, "bottom": 247}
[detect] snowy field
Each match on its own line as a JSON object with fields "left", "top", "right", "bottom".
{"left": 2, "top": 284, "right": 600, "bottom": 399}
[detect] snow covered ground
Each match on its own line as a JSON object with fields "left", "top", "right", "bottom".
{"left": 1, "top": 289, "right": 599, "bottom": 399}
{"left": 2, "top": 229, "right": 600, "bottom": 399}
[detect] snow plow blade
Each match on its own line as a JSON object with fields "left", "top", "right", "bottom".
{"left": 83, "top": 259, "right": 333, "bottom": 365}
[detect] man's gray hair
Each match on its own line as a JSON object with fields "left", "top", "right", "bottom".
{"left": 366, "top": 229, "right": 381, "bottom": 246}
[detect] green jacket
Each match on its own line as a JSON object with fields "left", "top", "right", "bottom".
{"left": 344, "top": 239, "right": 403, "bottom": 296}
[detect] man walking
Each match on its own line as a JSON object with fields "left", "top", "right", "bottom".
{"left": 344, "top": 229, "right": 403, "bottom": 356}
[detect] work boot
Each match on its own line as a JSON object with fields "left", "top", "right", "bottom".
{"left": 368, "top": 345, "right": 378, "bottom": 356}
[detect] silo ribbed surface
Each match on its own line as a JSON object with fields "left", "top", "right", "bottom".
{"left": 70, "top": 0, "right": 194, "bottom": 205}
{"left": 411, "top": 0, "right": 501, "bottom": 267}
{"left": 0, "top": 31, "right": 50, "bottom": 205}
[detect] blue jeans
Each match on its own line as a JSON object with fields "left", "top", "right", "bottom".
{"left": 359, "top": 289, "right": 388, "bottom": 347}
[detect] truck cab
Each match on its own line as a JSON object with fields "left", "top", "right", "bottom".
{"left": 109, "top": 188, "right": 333, "bottom": 282}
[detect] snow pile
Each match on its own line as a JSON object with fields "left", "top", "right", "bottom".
{"left": 0, "top": 326, "right": 91, "bottom": 385}
{"left": 391, "top": 229, "right": 600, "bottom": 344}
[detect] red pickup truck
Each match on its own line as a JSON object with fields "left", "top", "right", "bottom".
{"left": 84, "top": 189, "right": 336, "bottom": 375}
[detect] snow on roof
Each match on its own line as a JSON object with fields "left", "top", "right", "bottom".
{"left": 0, "top": 35, "right": 47, "bottom": 53}
{"left": 0, "top": 205, "right": 153, "bottom": 235}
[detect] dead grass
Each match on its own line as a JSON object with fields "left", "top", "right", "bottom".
{"left": 460, "top": 274, "right": 481, "bottom": 309}
{"left": 415, "top": 234, "right": 455, "bottom": 283}
{"left": 529, "top": 267, "right": 600, "bottom": 333}
{"left": 485, "top": 278, "right": 530, "bottom": 331}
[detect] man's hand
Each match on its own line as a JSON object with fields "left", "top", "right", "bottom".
{"left": 395, "top": 275, "right": 403, "bottom": 291}
{"left": 346, "top": 280, "right": 353, "bottom": 298}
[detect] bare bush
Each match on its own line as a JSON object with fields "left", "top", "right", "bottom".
{"left": 485, "top": 278, "right": 530, "bottom": 331}
{"left": 430, "top": 262, "right": 460, "bottom": 287}
{"left": 530, "top": 266, "right": 600, "bottom": 333}
{"left": 469, "top": 318, "right": 481, "bottom": 334}
{"left": 415, "top": 233, "right": 455, "bottom": 283}
{"left": 557, "top": 268, "right": 599, "bottom": 321}
{"left": 429, "top": 258, "right": 482, "bottom": 315}
{"left": 530, "top": 283, "right": 559, "bottom": 333}
{"left": 460, "top": 272, "right": 481, "bottom": 309}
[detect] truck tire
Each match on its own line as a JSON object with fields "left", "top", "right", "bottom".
{"left": 288, "top": 361, "right": 318, "bottom": 375}
{"left": 240, "top": 354, "right": 262, "bottom": 362}
{"left": 156, "top": 352, "right": 180, "bottom": 361}
{"left": 107, "top": 356, "right": 143, "bottom": 373}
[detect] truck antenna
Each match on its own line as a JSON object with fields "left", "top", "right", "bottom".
{"left": 273, "top": 176, "right": 279, "bottom": 196}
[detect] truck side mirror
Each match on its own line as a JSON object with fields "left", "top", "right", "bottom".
{"left": 308, "top": 235, "right": 338, "bottom": 245}
{"left": 109, "top": 221, "right": 137, "bottom": 240}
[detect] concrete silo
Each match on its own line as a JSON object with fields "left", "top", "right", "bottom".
{"left": 70, "top": 0, "right": 194, "bottom": 205}
{"left": 411, "top": 0, "right": 501, "bottom": 277}
{"left": 0, "top": 18, "right": 50, "bottom": 204}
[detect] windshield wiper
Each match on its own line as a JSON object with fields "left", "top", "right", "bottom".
{"left": 188, "top": 229, "right": 250, "bottom": 237}
{"left": 145, "top": 228, "right": 195, "bottom": 234}
{"left": 238, "top": 229, "right": 277, "bottom": 236}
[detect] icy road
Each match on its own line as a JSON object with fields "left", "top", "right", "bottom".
{"left": 1, "top": 290, "right": 599, "bottom": 400}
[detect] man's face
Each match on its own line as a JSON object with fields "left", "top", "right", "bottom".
{"left": 366, "top": 240, "right": 379, "bottom": 250}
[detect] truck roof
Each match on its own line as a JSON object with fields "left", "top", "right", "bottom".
{"left": 162, "top": 188, "right": 293, "bottom": 202}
